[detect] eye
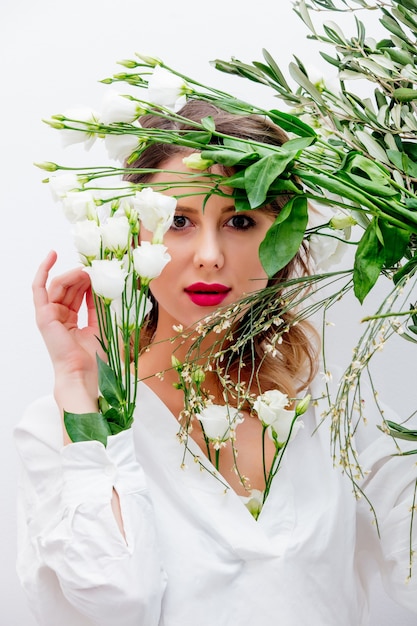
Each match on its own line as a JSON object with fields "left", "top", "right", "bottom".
{"left": 171, "top": 214, "right": 192, "bottom": 230}
{"left": 226, "top": 213, "right": 256, "bottom": 231}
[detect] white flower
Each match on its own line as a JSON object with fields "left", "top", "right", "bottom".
{"left": 100, "top": 91, "right": 141, "bottom": 124}
{"left": 132, "top": 241, "right": 171, "bottom": 283}
{"left": 104, "top": 133, "right": 140, "bottom": 162}
{"left": 84, "top": 258, "right": 127, "bottom": 301}
{"left": 101, "top": 216, "right": 131, "bottom": 256}
{"left": 197, "top": 404, "right": 243, "bottom": 446}
{"left": 59, "top": 107, "right": 99, "bottom": 149}
{"left": 147, "top": 65, "right": 188, "bottom": 110}
{"left": 48, "top": 173, "right": 80, "bottom": 200}
{"left": 253, "top": 389, "right": 302, "bottom": 446}
{"left": 241, "top": 488, "right": 264, "bottom": 519}
{"left": 72, "top": 220, "right": 101, "bottom": 262}
{"left": 133, "top": 187, "right": 176, "bottom": 242}
{"left": 309, "top": 228, "right": 350, "bottom": 272}
{"left": 110, "top": 292, "right": 153, "bottom": 331}
{"left": 62, "top": 190, "right": 98, "bottom": 223}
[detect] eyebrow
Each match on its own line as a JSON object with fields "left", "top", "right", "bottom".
{"left": 175, "top": 204, "right": 237, "bottom": 214}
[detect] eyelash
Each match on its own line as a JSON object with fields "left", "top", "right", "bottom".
{"left": 170, "top": 214, "right": 257, "bottom": 231}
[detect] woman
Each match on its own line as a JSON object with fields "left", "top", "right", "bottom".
{"left": 15, "top": 102, "right": 417, "bottom": 625}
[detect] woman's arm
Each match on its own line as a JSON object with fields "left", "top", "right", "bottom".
{"left": 16, "top": 253, "right": 167, "bottom": 624}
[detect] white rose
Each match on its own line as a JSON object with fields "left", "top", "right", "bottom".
{"left": 133, "top": 187, "right": 176, "bottom": 242}
{"left": 72, "top": 220, "right": 101, "bottom": 262}
{"left": 253, "top": 389, "right": 302, "bottom": 446}
{"left": 100, "top": 91, "right": 141, "bottom": 124}
{"left": 253, "top": 389, "right": 290, "bottom": 425}
{"left": 309, "top": 228, "right": 350, "bottom": 272}
{"left": 62, "top": 190, "right": 97, "bottom": 223}
{"left": 60, "top": 107, "right": 99, "bottom": 150}
{"left": 132, "top": 242, "right": 171, "bottom": 283}
{"left": 101, "top": 216, "right": 131, "bottom": 256}
{"left": 197, "top": 404, "right": 243, "bottom": 445}
{"left": 147, "top": 66, "right": 188, "bottom": 110}
{"left": 110, "top": 292, "right": 153, "bottom": 331}
{"left": 84, "top": 258, "right": 127, "bottom": 301}
{"left": 48, "top": 173, "right": 80, "bottom": 200}
{"left": 104, "top": 133, "right": 140, "bottom": 162}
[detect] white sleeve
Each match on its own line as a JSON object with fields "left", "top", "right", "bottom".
{"left": 355, "top": 412, "right": 417, "bottom": 614}
{"left": 15, "top": 396, "right": 167, "bottom": 626}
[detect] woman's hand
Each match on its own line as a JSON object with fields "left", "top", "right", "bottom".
{"left": 33, "top": 251, "right": 102, "bottom": 430}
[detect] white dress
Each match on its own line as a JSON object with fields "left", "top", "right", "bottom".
{"left": 14, "top": 376, "right": 417, "bottom": 626}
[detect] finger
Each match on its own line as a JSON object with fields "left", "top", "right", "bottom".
{"left": 48, "top": 268, "right": 91, "bottom": 312}
{"left": 85, "top": 285, "right": 99, "bottom": 328}
{"left": 32, "top": 250, "right": 58, "bottom": 309}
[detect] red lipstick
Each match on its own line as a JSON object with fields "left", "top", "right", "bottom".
{"left": 184, "top": 282, "right": 231, "bottom": 307}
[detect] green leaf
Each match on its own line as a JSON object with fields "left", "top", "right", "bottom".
{"left": 380, "top": 420, "right": 417, "bottom": 441}
{"left": 259, "top": 196, "right": 308, "bottom": 276}
{"left": 64, "top": 411, "right": 112, "bottom": 446}
{"left": 353, "top": 219, "right": 385, "bottom": 303}
{"left": 245, "top": 153, "right": 297, "bottom": 208}
{"left": 387, "top": 149, "right": 417, "bottom": 176}
{"left": 393, "top": 256, "right": 417, "bottom": 284}
{"left": 97, "top": 354, "right": 124, "bottom": 408}
{"left": 319, "top": 51, "right": 342, "bottom": 69}
{"left": 201, "top": 147, "right": 257, "bottom": 167}
{"left": 379, "top": 220, "right": 410, "bottom": 267}
{"left": 289, "top": 62, "right": 325, "bottom": 105}
{"left": 200, "top": 116, "right": 216, "bottom": 132}
{"left": 267, "top": 109, "right": 317, "bottom": 138}
{"left": 393, "top": 87, "right": 417, "bottom": 102}
{"left": 261, "top": 48, "right": 291, "bottom": 90}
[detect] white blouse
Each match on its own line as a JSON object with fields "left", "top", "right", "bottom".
{"left": 15, "top": 376, "right": 417, "bottom": 626}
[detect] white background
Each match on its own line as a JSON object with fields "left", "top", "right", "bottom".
{"left": 1, "top": 0, "right": 416, "bottom": 623}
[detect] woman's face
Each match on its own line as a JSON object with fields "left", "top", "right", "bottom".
{"left": 141, "top": 155, "right": 275, "bottom": 333}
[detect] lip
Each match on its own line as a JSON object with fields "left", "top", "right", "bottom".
{"left": 184, "top": 282, "right": 231, "bottom": 307}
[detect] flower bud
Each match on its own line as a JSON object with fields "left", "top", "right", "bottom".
{"left": 117, "top": 59, "right": 139, "bottom": 69}
{"left": 329, "top": 212, "right": 357, "bottom": 230}
{"left": 171, "top": 355, "right": 182, "bottom": 370}
{"left": 191, "top": 367, "right": 205, "bottom": 384}
{"left": 182, "top": 153, "right": 214, "bottom": 171}
{"left": 295, "top": 393, "right": 311, "bottom": 417}
{"left": 135, "top": 53, "right": 162, "bottom": 67}
{"left": 34, "top": 161, "right": 59, "bottom": 172}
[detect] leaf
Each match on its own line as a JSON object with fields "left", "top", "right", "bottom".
{"left": 245, "top": 153, "right": 297, "bottom": 208}
{"left": 97, "top": 354, "right": 124, "bottom": 408}
{"left": 353, "top": 219, "right": 386, "bottom": 303}
{"left": 380, "top": 420, "right": 417, "bottom": 441}
{"left": 267, "top": 109, "right": 317, "bottom": 138}
{"left": 64, "top": 411, "right": 112, "bottom": 446}
{"left": 261, "top": 48, "right": 291, "bottom": 90}
{"left": 355, "top": 130, "right": 390, "bottom": 164}
{"left": 387, "top": 149, "right": 417, "bottom": 177}
{"left": 378, "top": 220, "right": 410, "bottom": 267}
{"left": 393, "top": 256, "right": 417, "bottom": 284}
{"left": 200, "top": 116, "right": 216, "bottom": 132}
{"left": 289, "top": 62, "right": 325, "bottom": 106}
{"left": 393, "top": 87, "right": 417, "bottom": 102}
{"left": 259, "top": 196, "right": 308, "bottom": 277}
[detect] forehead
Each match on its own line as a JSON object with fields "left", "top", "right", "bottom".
{"left": 150, "top": 154, "right": 226, "bottom": 195}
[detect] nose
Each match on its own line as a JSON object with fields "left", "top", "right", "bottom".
{"left": 193, "top": 227, "right": 225, "bottom": 270}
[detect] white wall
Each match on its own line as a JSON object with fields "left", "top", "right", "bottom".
{"left": 1, "top": 1, "right": 416, "bottom": 623}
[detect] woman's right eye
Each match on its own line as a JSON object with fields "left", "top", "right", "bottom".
{"left": 171, "top": 215, "right": 191, "bottom": 230}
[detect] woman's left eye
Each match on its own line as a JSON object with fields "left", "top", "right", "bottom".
{"left": 226, "top": 214, "right": 256, "bottom": 230}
